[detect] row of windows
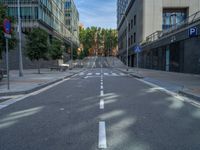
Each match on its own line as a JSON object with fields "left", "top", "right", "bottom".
{"left": 8, "top": 7, "right": 38, "bottom": 20}
{"left": 128, "top": 15, "right": 136, "bottom": 32}
{"left": 128, "top": 32, "right": 136, "bottom": 46}
{"left": 119, "top": 32, "right": 136, "bottom": 50}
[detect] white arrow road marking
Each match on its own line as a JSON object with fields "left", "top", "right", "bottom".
{"left": 98, "top": 121, "right": 107, "bottom": 149}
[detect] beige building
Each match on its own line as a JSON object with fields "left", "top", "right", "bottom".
{"left": 118, "top": 0, "right": 200, "bottom": 58}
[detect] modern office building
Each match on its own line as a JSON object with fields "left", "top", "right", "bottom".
{"left": 117, "top": 0, "right": 200, "bottom": 74}
{"left": 64, "top": 0, "right": 79, "bottom": 43}
{"left": 0, "top": 0, "right": 79, "bottom": 69}
{"left": 117, "top": 0, "right": 131, "bottom": 25}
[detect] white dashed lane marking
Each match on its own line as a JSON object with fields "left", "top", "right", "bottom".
{"left": 98, "top": 121, "right": 107, "bottom": 149}
{"left": 100, "top": 99, "right": 104, "bottom": 109}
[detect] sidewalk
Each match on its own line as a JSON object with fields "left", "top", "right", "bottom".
{"left": 0, "top": 68, "right": 84, "bottom": 96}
{"left": 118, "top": 67, "right": 200, "bottom": 101}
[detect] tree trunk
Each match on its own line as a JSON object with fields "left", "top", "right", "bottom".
{"left": 37, "top": 60, "right": 41, "bottom": 74}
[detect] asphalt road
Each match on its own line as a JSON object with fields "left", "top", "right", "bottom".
{"left": 0, "top": 57, "right": 200, "bottom": 150}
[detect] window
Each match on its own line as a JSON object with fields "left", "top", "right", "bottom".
{"left": 128, "top": 23, "right": 131, "bottom": 32}
{"left": 131, "top": 19, "right": 133, "bottom": 29}
{"left": 128, "top": 37, "right": 131, "bottom": 46}
{"left": 134, "top": 32, "right": 136, "bottom": 43}
{"left": 131, "top": 35, "right": 133, "bottom": 45}
{"left": 134, "top": 15, "right": 136, "bottom": 26}
{"left": 162, "top": 9, "right": 187, "bottom": 29}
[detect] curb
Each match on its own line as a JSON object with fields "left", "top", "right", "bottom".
{"left": 0, "top": 70, "right": 82, "bottom": 97}
{"left": 179, "top": 90, "right": 200, "bottom": 102}
{"left": 116, "top": 68, "right": 144, "bottom": 79}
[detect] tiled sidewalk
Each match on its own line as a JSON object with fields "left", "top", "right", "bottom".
{"left": 0, "top": 68, "right": 84, "bottom": 96}
{"left": 118, "top": 68, "right": 200, "bottom": 101}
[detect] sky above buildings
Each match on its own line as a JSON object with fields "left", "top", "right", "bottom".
{"left": 74, "top": 0, "right": 117, "bottom": 29}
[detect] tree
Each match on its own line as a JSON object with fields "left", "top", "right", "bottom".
{"left": 73, "top": 47, "right": 78, "bottom": 60}
{"left": 78, "top": 50, "right": 84, "bottom": 60}
{"left": 26, "top": 28, "right": 49, "bottom": 74}
{"left": 79, "top": 26, "right": 118, "bottom": 57}
{"left": 49, "top": 38, "right": 63, "bottom": 66}
{"left": 0, "top": 4, "right": 17, "bottom": 59}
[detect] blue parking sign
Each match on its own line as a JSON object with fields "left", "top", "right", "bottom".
{"left": 189, "top": 27, "right": 198, "bottom": 38}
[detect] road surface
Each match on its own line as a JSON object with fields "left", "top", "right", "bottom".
{"left": 0, "top": 57, "right": 200, "bottom": 150}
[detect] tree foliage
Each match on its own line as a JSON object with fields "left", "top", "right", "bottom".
{"left": 0, "top": 4, "right": 17, "bottom": 59}
{"left": 49, "top": 38, "right": 63, "bottom": 61}
{"left": 79, "top": 26, "right": 118, "bottom": 58}
{"left": 26, "top": 28, "right": 49, "bottom": 73}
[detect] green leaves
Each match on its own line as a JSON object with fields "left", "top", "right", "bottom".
{"left": 26, "top": 28, "right": 49, "bottom": 61}
{"left": 49, "top": 38, "right": 64, "bottom": 60}
{"left": 79, "top": 26, "right": 118, "bottom": 57}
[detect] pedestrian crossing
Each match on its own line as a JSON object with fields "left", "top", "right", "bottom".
{"left": 78, "top": 72, "right": 126, "bottom": 77}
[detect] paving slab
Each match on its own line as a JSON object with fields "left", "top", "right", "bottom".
{"left": 0, "top": 68, "right": 84, "bottom": 96}
{"left": 117, "top": 67, "right": 200, "bottom": 101}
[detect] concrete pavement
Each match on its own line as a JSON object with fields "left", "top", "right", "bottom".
{"left": 0, "top": 68, "right": 84, "bottom": 96}
{"left": 118, "top": 67, "right": 200, "bottom": 101}
{"left": 0, "top": 57, "right": 200, "bottom": 149}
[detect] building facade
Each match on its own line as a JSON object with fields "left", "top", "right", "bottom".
{"left": 0, "top": 0, "right": 80, "bottom": 69}
{"left": 64, "top": 0, "right": 79, "bottom": 44}
{"left": 117, "top": 0, "right": 131, "bottom": 25}
{"left": 117, "top": 0, "right": 200, "bottom": 74}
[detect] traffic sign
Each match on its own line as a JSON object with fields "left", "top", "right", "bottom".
{"left": 189, "top": 27, "right": 198, "bottom": 38}
{"left": 3, "top": 19, "right": 11, "bottom": 34}
{"left": 134, "top": 45, "right": 141, "bottom": 53}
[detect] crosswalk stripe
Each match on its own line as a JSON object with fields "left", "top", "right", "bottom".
{"left": 79, "top": 72, "right": 126, "bottom": 77}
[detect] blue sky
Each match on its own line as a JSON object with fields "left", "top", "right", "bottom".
{"left": 74, "top": 0, "right": 117, "bottom": 29}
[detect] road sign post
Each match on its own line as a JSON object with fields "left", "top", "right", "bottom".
{"left": 134, "top": 45, "right": 141, "bottom": 69}
{"left": 5, "top": 37, "right": 10, "bottom": 90}
{"left": 3, "top": 19, "right": 12, "bottom": 90}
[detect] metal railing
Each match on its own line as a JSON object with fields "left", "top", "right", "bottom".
{"left": 163, "top": 11, "right": 200, "bottom": 34}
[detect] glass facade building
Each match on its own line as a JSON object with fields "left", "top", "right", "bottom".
{"left": 0, "top": 0, "right": 76, "bottom": 44}
{"left": 117, "top": 0, "right": 130, "bottom": 25}
{"left": 64, "top": 0, "right": 79, "bottom": 42}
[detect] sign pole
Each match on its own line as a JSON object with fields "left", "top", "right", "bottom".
{"left": 6, "top": 38, "right": 10, "bottom": 90}
{"left": 137, "top": 51, "right": 139, "bottom": 69}
{"left": 3, "top": 19, "right": 12, "bottom": 90}
{"left": 134, "top": 45, "right": 141, "bottom": 74}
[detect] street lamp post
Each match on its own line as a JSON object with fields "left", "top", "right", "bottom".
{"left": 17, "top": 0, "right": 23, "bottom": 77}
{"left": 121, "top": 13, "right": 129, "bottom": 71}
